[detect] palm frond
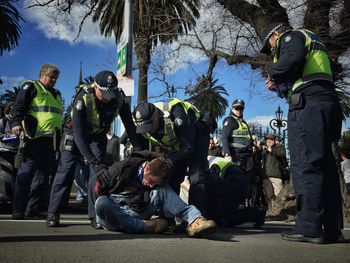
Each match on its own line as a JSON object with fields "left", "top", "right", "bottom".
{"left": 335, "top": 81, "right": 350, "bottom": 120}
{"left": 0, "top": 0, "right": 23, "bottom": 55}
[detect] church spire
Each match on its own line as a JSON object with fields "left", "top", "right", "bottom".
{"left": 78, "top": 61, "right": 83, "bottom": 84}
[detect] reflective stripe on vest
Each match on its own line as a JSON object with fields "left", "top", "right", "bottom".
{"left": 208, "top": 156, "right": 238, "bottom": 178}
{"left": 273, "top": 29, "right": 333, "bottom": 96}
{"left": 83, "top": 93, "right": 100, "bottom": 135}
{"left": 143, "top": 117, "right": 180, "bottom": 152}
{"left": 229, "top": 116, "right": 251, "bottom": 148}
{"left": 76, "top": 85, "right": 120, "bottom": 136}
{"left": 27, "top": 80, "right": 63, "bottom": 138}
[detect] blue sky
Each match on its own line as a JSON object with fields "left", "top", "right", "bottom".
{"left": 0, "top": 2, "right": 348, "bottom": 137}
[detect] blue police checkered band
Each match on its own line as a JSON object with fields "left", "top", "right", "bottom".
{"left": 263, "top": 23, "right": 284, "bottom": 43}
{"left": 94, "top": 81, "right": 119, "bottom": 91}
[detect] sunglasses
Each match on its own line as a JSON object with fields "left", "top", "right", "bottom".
{"left": 234, "top": 107, "right": 244, "bottom": 111}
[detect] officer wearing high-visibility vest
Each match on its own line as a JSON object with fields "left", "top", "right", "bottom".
{"left": 221, "top": 99, "right": 253, "bottom": 171}
{"left": 71, "top": 70, "right": 144, "bottom": 229}
{"left": 133, "top": 99, "right": 212, "bottom": 214}
{"left": 206, "top": 156, "right": 266, "bottom": 228}
{"left": 11, "top": 64, "right": 63, "bottom": 219}
{"left": 260, "top": 22, "right": 343, "bottom": 244}
{"left": 45, "top": 99, "right": 86, "bottom": 227}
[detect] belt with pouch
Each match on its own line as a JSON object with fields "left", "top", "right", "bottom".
{"left": 288, "top": 93, "right": 338, "bottom": 110}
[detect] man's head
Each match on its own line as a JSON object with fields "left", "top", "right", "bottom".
{"left": 265, "top": 134, "right": 277, "bottom": 147}
{"left": 39, "top": 64, "right": 60, "bottom": 89}
{"left": 93, "top": 70, "right": 120, "bottom": 103}
{"left": 142, "top": 156, "right": 173, "bottom": 188}
{"left": 209, "top": 138, "right": 216, "bottom": 150}
{"left": 133, "top": 102, "right": 163, "bottom": 134}
{"left": 260, "top": 22, "right": 291, "bottom": 55}
{"left": 231, "top": 99, "right": 245, "bottom": 117}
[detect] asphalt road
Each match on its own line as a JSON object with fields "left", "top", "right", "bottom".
{"left": 0, "top": 203, "right": 349, "bottom": 263}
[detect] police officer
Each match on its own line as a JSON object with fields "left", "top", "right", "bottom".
{"left": 71, "top": 70, "right": 143, "bottom": 228}
{"left": 206, "top": 156, "right": 266, "bottom": 228}
{"left": 133, "top": 99, "right": 212, "bottom": 214}
{"left": 46, "top": 102, "right": 86, "bottom": 227}
{"left": 11, "top": 64, "right": 63, "bottom": 219}
{"left": 260, "top": 22, "right": 343, "bottom": 243}
{"left": 221, "top": 99, "right": 253, "bottom": 171}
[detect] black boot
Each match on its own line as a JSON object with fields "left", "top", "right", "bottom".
{"left": 46, "top": 214, "right": 60, "bottom": 227}
{"left": 226, "top": 207, "right": 266, "bottom": 228}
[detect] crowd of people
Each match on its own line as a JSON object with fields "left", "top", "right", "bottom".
{"left": 0, "top": 21, "right": 346, "bottom": 243}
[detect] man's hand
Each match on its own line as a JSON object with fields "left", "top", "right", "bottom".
{"left": 92, "top": 163, "right": 112, "bottom": 193}
{"left": 224, "top": 155, "right": 232, "bottom": 162}
{"left": 266, "top": 75, "right": 277, "bottom": 91}
{"left": 12, "top": 125, "right": 23, "bottom": 137}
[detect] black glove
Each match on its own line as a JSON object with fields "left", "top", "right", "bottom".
{"left": 92, "top": 163, "right": 112, "bottom": 192}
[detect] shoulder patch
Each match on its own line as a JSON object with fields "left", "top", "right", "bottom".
{"left": 285, "top": 36, "right": 292, "bottom": 43}
{"left": 22, "top": 83, "right": 32, "bottom": 90}
{"left": 76, "top": 100, "right": 83, "bottom": 111}
{"left": 224, "top": 121, "right": 229, "bottom": 126}
{"left": 135, "top": 111, "right": 142, "bottom": 120}
{"left": 174, "top": 117, "right": 183, "bottom": 127}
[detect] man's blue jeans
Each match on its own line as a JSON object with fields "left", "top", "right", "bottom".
{"left": 95, "top": 184, "right": 202, "bottom": 233}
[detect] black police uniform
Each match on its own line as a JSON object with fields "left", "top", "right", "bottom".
{"left": 221, "top": 112, "right": 252, "bottom": 170}
{"left": 136, "top": 102, "right": 211, "bottom": 214}
{"left": 11, "top": 81, "right": 62, "bottom": 218}
{"left": 47, "top": 104, "right": 85, "bottom": 224}
{"left": 72, "top": 87, "right": 142, "bottom": 221}
{"left": 206, "top": 164, "right": 265, "bottom": 228}
{"left": 266, "top": 29, "right": 343, "bottom": 239}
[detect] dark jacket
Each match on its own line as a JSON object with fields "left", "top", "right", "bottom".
{"left": 262, "top": 144, "right": 287, "bottom": 179}
{"left": 106, "top": 150, "right": 162, "bottom": 212}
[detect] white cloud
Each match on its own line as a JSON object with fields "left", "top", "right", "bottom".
{"left": 22, "top": 1, "right": 115, "bottom": 47}
{"left": 247, "top": 115, "right": 275, "bottom": 127}
{"left": 0, "top": 76, "right": 26, "bottom": 92}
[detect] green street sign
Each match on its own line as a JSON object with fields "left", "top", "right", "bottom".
{"left": 117, "top": 43, "right": 127, "bottom": 76}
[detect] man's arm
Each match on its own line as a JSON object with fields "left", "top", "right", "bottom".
{"left": 221, "top": 116, "right": 238, "bottom": 156}
{"left": 72, "top": 93, "right": 99, "bottom": 164}
{"left": 168, "top": 104, "right": 194, "bottom": 164}
{"left": 270, "top": 144, "right": 286, "bottom": 159}
{"left": 118, "top": 92, "right": 148, "bottom": 151}
{"left": 11, "top": 82, "right": 36, "bottom": 136}
{"left": 267, "top": 31, "right": 306, "bottom": 85}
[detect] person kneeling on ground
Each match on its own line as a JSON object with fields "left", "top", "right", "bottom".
{"left": 206, "top": 156, "right": 266, "bottom": 228}
{"left": 94, "top": 150, "right": 217, "bottom": 238}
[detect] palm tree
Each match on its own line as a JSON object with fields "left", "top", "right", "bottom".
{"left": 0, "top": 0, "right": 22, "bottom": 56}
{"left": 335, "top": 81, "right": 350, "bottom": 120}
{"left": 83, "top": 76, "right": 94, "bottom": 84}
{"left": 0, "top": 86, "right": 20, "bottom": 105}
{"left": 92, "top": 0, "right": 200, "bottom": 103}
{"left": 186, "top": 75, "right": 228, "bottom": 120}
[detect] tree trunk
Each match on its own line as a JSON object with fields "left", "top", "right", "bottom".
{"left": 137, "top": 60, "right": 149, "bottom": 103}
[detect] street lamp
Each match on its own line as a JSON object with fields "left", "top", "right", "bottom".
{"left": 269, "top": 106, "right": 288, "bottom": 141}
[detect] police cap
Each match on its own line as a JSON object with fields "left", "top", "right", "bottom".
{"left": 94, "top": 70, "right": 119, "bottom": 100}
{"left": 133, "top": 102, "right": 157, "bottom": 134}
{"left": 231, "top": 99, "right": 245, "bottom": 109}
{"left": 260, "top": 22, "right": 286, "bottom": 54}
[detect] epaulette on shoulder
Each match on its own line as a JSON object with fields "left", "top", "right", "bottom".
{"left": 21, "top": 80, "right": 35, "bottom": 90}
{"left": 83, "top": 85, "right": 94, "bottom": 94}
{"left": 74, "top": 84, "right": 94, "bottom": 95}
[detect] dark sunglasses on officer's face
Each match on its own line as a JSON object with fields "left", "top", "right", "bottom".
{"left": 234, "top": 107, "right": 244, "bottom": 111}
